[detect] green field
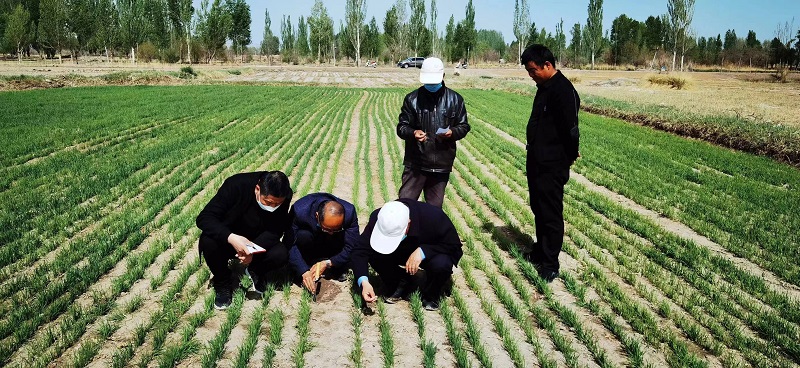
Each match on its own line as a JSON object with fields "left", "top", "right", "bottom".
{"left": 1, "top": 85, "right": 799, "bottom": 367}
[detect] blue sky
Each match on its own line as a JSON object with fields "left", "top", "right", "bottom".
{"left": 197, "top": 0, "right": 800, "bottom": 46}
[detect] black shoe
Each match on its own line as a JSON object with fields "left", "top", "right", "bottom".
{"left": 385, "top": 279, "right": 409, "bottom": 304}
{"left": 229, "top": 259, "right": 246, "bottom": 290}
{"left": 538, "top": 269, "right": 559, "bottom": 283}
{"left": 422, "top": 299, "right": 439, "bottom": 311}
{"left": 246, "top": 268, "right": 268, "bottom": 295}
{"left": 214, "top": 284, "right": 232, "bottom": 310}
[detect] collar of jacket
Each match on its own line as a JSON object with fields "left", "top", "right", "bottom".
{"left": 536, "top": 70, "right": 563, "bottom": 89}
{"left": 418, "top": 80, "right": 447, "bottom": 98}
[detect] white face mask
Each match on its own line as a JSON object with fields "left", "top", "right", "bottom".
{"left": 257, "top": 200, "right": 279, "bottom": 212}
{"left": 255, "top": 188, "right": 281, "bottom": 212}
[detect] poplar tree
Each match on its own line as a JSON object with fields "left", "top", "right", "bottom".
{"left": 513, "top": 0, "right": 530, "bottom": 64}
{"left": 345, "top": 0, "right": 366, "bottom": 66}
{"left": 668, "top": 0, "right": 695, "bottom": 71}
{"left": 296, "top": 15, "right": 310, "bottom": 58}
{"left": 429, "top": 0, "right": 438, "bottom": 56}
{"left": 586, "top": 0, "right": 603, "bottom": 68}
{"left": 260, "top": 9, "right": 279, "bottom": 65}
{"left": 37, "top": 0, "right": 68, "bottom": 62}
{"left": 309, "top": 0, "right": 333, "bottom": 63}
{"left": 227, "top": 0, "right": 251, "bottom": 62}
{"left": 4, "top": 4, "right": 30, "bottom": 62}
{"left": 280, "top": 15, "right": 294, "bottom": 62}
{"left": 167, "top": 0, "right": 194, "bottom": 63}
{"left": 408, "top": 0, "right": 426, "bottom": 57}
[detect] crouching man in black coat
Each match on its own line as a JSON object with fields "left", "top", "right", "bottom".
{"left": 196, "top": 171, "right": 292, "bottom": 310}
{"left": 352, "top": 198, "right": 463, "bottom": 311}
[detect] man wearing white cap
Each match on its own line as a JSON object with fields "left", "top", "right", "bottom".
{"left": 351, "top": 198, "right": 463, "bottom": 311}
{"left": 396, "top": 57, "right": 470, "bottom": 208}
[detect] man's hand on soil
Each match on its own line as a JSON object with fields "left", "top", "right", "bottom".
{"left": 361, "top": 281, "right": 377, "bottom": 302}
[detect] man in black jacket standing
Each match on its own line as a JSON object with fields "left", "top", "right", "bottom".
{"left": 522, "top": 44, "right": 580, "bottom": 282}
{"left": 352, "top": 199, "right": 463, "bottom": 311}
{"left": 397, "top": 57, "right": 470, "bottom": 207}
{"left": 196, "top": 171, "right": 292, "bottom": 309}
{"left": 283, "top": 192, "right": 359, "bottom": 294}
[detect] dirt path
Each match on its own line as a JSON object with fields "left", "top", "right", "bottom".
{"left": 474, "top": 117, "right": 800, "bottom": 302}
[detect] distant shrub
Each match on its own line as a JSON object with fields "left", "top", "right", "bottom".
{"left": 773, "top": 66, "right": 790, "bottom": 83}
{"left": 159, "top": 48, "right": 180, "bottom": 63}
{"left": 179, "top": 66, "right": 196, "bottom": 79}
{"left": 647, "top": 74, "right": 688, "bottom": 90}
{"left": 568, "top": 75, "right": 581, "bottom": 84}
{"left": 228, "top": 69, "right": 241, "bottom": 75}
{"left": 137, "top": 42, "right": 157, "bottom": 63}
{"left": 102, "top": 71, "right": 133, "bottom": 83}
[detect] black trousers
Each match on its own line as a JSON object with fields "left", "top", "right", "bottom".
{"left": 527, "top": 165, "right": 570, "bottom": 273}
{"left": 198, "top": 232, "right": 288, "bottom": 288}
{"left": 398, "top": 166, "right": 450, "bottom": 208}
{"left": 370, "top": 248, "right": 453, "bottom": 301}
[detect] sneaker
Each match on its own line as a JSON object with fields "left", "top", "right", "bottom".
{"left": 538, "top": 269, "right": 559, "bottom": 283}
{"left": 229, "top": 259, "right": 247, "bottom": 290}
{"left": 385, "top": 279, "right": 409, "bottom": 304}
{"left": 214, "top": 284, "right": 232, "bottom": 310}
{"left": 246, "top": 268, "right": 267, "bottom": 295}
{"left": 422, "top": 299, "right": 440, "bottom": 311}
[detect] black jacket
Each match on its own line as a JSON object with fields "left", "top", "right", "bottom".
{"left": 196, "top": 172, "right": 292, "bottom": 245}
{"left": 284, "top": 192, "right": 359, "bottom": 271}
{"left": 351, "top": 198, "right": 463, "bottom": 280}
{"left": 397, "top": 83, "right": 470, "bottom": 173}
{"left": 527, "top": 71, "right": 580, "bottom": 170}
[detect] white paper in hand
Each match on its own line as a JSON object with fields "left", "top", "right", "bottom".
{"left": 245, "top": 243, "right": 267, "bottom": 254}
{"left": 436, "top": 126, "right": 450, "bottom": 135}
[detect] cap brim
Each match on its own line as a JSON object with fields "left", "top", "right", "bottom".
{"left": 370, "top": 227, "right": 405, "bottom": 254}
{"left": 420, "top": 71, "right": 444, "bottom": 84}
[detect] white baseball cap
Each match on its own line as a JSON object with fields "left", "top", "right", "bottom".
{"left": 370, "top": 201, "right": 410, "bottom": 254}
{"left": 420, "top": 57, "right": 445, "bottom": 84}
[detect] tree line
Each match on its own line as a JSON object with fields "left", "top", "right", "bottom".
{"left": 1, "top": 0, "right": 798, "bottom": 70}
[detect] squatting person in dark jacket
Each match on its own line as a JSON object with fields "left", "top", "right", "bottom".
{"left": 397, "top": 57, "right": 470, "bottom": 207}
{"left": 196, "top": 171, "right": 293, "bottom": 310}
{"left": 521, "top": 44, "right": 580, "bottom": 282}
{"left": 283, "top": 192, "right": 359, "bottom": 294}
{"left": 352, "top": 199, "right": 463, "bottom": 311}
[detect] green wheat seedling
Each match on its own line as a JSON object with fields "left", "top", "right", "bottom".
{"left": 447, "top": 174, "right": 586, "bottom": 363}
{"left": 459, "top": 258, "right": 526, "bottom": 368}
{"left": 444, "top": 201, "right": 561, "bottom": 368}
{"left": 2, "top": 141, "right": 257, "bottom": 365}
{"left": 262, "top": 308, "right": 286, "bottom": 368}
{"left": 157, "top": 292, "right": 215, "bottom": 368}
{"left": 563, "top": 199, "right": 782, "bottom": 366}
{"left": 565, "top": 184, "right": 799, "bottom": 364}
{"left": 438, "top": 298, "right": 471, "bottom": 368}
{"left": 454, "top": 193, "right": 610, "bottom": 367}
{"left": 376, "top": 299, "right": 396, "bottom": 368}
{"left": 291, "top": 291, "right": 314, "bottom": 368}
{"left": 450, "top": 287, "right": 494, "bottom": 368}
{"left": 233, "top": 284, "right": 275, "bottom": 368}
{"left": 409, "top": 292, "right": 437, "bottom": 368}
{"left": 350, "top": 291, "right": 365, "bottom": 368}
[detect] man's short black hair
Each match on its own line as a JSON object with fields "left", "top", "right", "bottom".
{"left": 257, "top": 171, "right": 292, "bottom": 198}
{"left": 317, "top": 199, "right": 345, "bottom": 223}
{"left": 521, "top": 44, "right": 556, "bottom": 67}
